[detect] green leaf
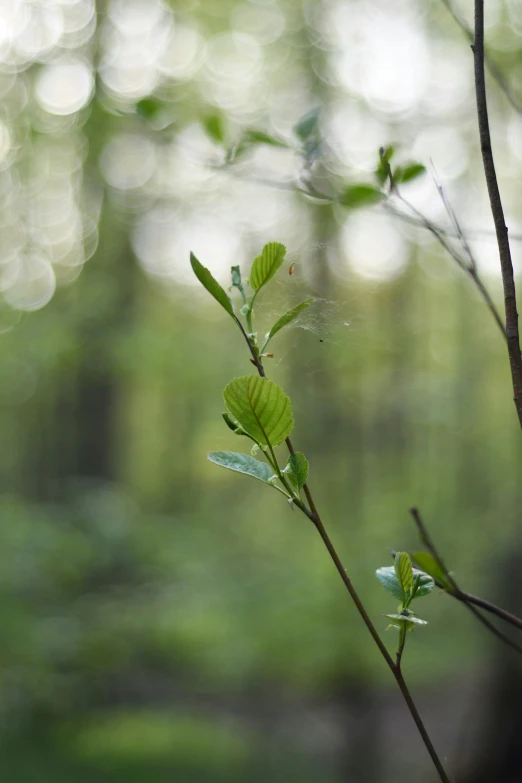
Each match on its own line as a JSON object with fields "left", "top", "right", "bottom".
{"left": 395, "top": 552, "right": 413, "bottom": 595}
{"left": 294, "top": 109, "right": 320, "bottom": 143}
{"left": 231, "top": 266, "right": 242, "bottom": 288}
{"left": 411, "top": 569, "right": 435, "bottom": 597}
{"left": 395, "top": 162, "right": 426, "bottom": 184}
{"left": 136, "top": 97, "right": 164, "bottom": 120}
{"left": 190, "top": 253, "right": 234, "bottom": 318}
{"left": 293, "top": 110, "right": 321, "bottom": 163}
{"left": 204, "top": 113, "right": 226, "bottom": 145}
{"left": 222, "top": 413, "right": 239, "bottom": 432}
{"left": 412, "top": 551, "right": 452, "bottom": 590}
{"left": 208, "top": 451, "right": 275, "bottom": 484}
{"left": 380, "top": 145, "right": 395, "bottom": 164}
{"left": 339, "top": 184, "right": 384, "bottom": 209}
{"left": 262, "top": 299, "right": 314, "bottom": 349}
{"left": 375, "top": 566, "right": 403, "bottom": 601}
{"left": 385, "top": 613, "right": 428, "bottom": 631}
{"left": 375, "top": 146, "right": 395, "bottom": 185}
{"left": 230, "top": 129, "right": 289, "bottom": 161}
{"left": 242, "top": 129, "right": 289, "bottom": 148}
{"left": 376, "top": 564, "right": 434, "bottom": 602}
{"left": 284, "top": 452, "right": 309, "bottom": 489}
{"left": 249, "top": 243, "right": 286, "bottom": 292}
{"left": 221, "top": 412, "right": 251, "bottom": 438}
{"left": 223, "top": 375, "right": 293, "bottom": 447}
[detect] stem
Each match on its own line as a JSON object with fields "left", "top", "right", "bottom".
{"left": 409, "top": 508, "right": 522, "bottom": 656}
{"left": 473, "top": 0, "right": 522, "bottom": 427}
{"left": 265, "top": 439, "right": 297, "bottom": 500}
{"left": 468, "top": 268, "right": 507, "bottom": 342}
{"left": 233, "top": 325, "right": 451, "bottom": 782}
{"left": 462, "top": 591, "right": 522, "bottom": 632}
{"left": 392, "top": 193, "right": 506, "bottom": 343}
{"left": 312, "top": 514, "right": 450, "bottom": 782}
{"left": 394, "top": 669, "right": 452, "bottom": 783}
{"left": 396, "top": 624, "right": 407, "bottom": 670}
{"left": 312, "top": 513, "right": 396, "bottom": 669}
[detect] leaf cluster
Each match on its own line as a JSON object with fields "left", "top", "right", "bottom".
{"left": 376, "top": 552, "right": 434, "bottom": 633}
{"left": 190, "top": 243, "right": 311, "bottom": 503}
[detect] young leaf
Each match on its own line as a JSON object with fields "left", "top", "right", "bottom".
{"left": 231, "top": 266, "right": 242, "bottom": 288}
{"left": 190, "top": 253, "right": 234, "bottom": 318}
{"left": 395, "top": 552, "right": 413, "bottom": 596}
{"left": 208, "top": 451, "right": 275, "bottom": 484}
{"left": 249, "top": 243, "right": 286, "bottom": 292}
{"left": 396, "top": 162, "right": 426, "bottom": 184}
{"left": 222, "top": 413, "right": 239, "bottom": 432}
{"left": 262, "top": 298, "right": 314, "bottom": 349}
{"left": 293, "top": 109, "right": 321, "bottom": 164}
{"left": 230, "top": 129, "right": 289, "bottom": 161}
{"left": 221, "top": 412, "right": 256, "bottom": 441}
{"left": 375, "top": 566, "right": 403, "bottom": 601}
{"left": 223, "top": 375, "right": 293, "bottom": 447}
{"left": 412, "top": 551, "right": 452, "bottom": 590}
{"left": 242, "top": 129, "right": 289, "bottom": 148}
{"left": 339, "top": 184, "right": 384, "bottom": 209}
{"left": 204, "top": 113, "right": 226, "bottom": 145}
{"left": 380, "top": 145, "right": 395, "bottom": 164}
{"left": 385, "top": 613, "right": 428, "bottom": 631}
{"left": 411, "top": 569, "right": 435, "bottom": 597}
{"left": 375, "top": 146, "right": 395, "bottom": 185}
{"left": 294, "top": 109, "right": 320, "bottom": 143}
{"left": 284, "top": 452, "right": 309, "bottom": 489}
{"left": 136, "top": 97, "right": 164, "bottom": 120}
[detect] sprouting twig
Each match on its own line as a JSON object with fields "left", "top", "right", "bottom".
{"left": 409, "top": 508, "right": 522, "bottom": 656}
{"left": 233, "top": 317, "right": 452, "bottom": 783}
{"left": 473, "top": 1, "right": 522, "bottom": 427}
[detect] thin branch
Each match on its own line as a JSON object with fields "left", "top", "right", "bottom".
{"left": 409, "top": 508, "right": 522, "bottom": 656}
{"left": 389, "top": 194, "right": 507, "bottom": 342}
{"left": 430, "top": 168, "right": 507, "bottom": 339}
{"left": 440, "top": 0, "right": 522, "bottom": 114}
{"left": 232, "top": 320, "right": 452, "bottom": 782}
{"left": 220, "top": 159, "right": 509, "bottom": 347}
{"left": 212, "top": 159, "right": 522, "bottom": 242}
{"left": 473, "top": 1, "right": 522, "bottom": 427}
{"left": 458, "top": 598, "right": 522, "bottom": 656}
{"left": 460, "top": 591, "right": 522, "bottom": 632}
{"left": 430, "top": 163, "right": 476, "bottom": 272}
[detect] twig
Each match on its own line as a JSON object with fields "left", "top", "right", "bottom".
{"left": 217, "top": 159, "right": 509, "bottom": 346}
{"left": 430, "top": 167, "right": 507, "bottom": 340}
{"left": 460, "top": 591, "right": 522, "bottom": 632}
{"left": 473, "top": 1, "right": 522, "bottom": 427}
{"left": 233, "top": 321, "right": 452, "bottom": 782}
{"left": 389, "top": 194, "right": 506, "bottom": 342}
{"left": 440, "top": 0, "right": 522, "bottom": 114}
{"left": 212, "top": 159, "right": 522, "bottom": 243}
{"left": 409, "top": 508, "right": 522, "bottom": 656}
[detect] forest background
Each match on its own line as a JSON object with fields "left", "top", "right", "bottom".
{"left": 0, "top": 0, "right": 521, "bottom": 781}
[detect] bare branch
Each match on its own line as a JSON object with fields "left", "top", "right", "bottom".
{"left": 473, "top": 1, "right": 522, "bottom": 426}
